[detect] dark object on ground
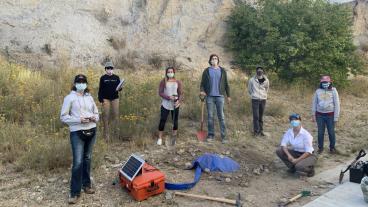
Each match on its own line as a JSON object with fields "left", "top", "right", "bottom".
{"left": 339, "top": 149, "right": 366, "bottom": 184}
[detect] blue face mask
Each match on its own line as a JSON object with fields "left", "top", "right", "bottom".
{"left": 75, "top": 83, "right": 87, "bottom": 92}
{"left": 290, "top": 120, "right": 301, "bottom": 128}
{"left": 321, "top": 82, "right": 330, "bottom": 89}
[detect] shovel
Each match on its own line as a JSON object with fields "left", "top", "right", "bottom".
{"left": 196, "top": 95, "right": 207, "bottom": 141}
{"left": 339, "top": 149, "right": 366, "bottom": 184}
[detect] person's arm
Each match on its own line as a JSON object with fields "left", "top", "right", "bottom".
{"left": 311, "top": 91, "right": 317, "bottom": 122}
{"left": 223, "top": 69, "right": 230, "bottom": 98}
{"left": 294, "top": 133, "right": 313, "bottom": 163}
{"left": 89, "top": 96, "right": 100, "bottom": 122}
{"left": 98, "top": 76, "right": 104, "bottom": 103}
{"left": 60, "top": 95, "right": 81, "bottom": 125}
{"left": 200, "top": 70, "right": 207, "bottom": 96}
{"left": 333, "top": 88, "right": 340, "bottom": 122}
{"left": 281, "top": 132, "right": 294, "bottom": 160}
{"left": 158, "top": 80, "right": 171, "bottom": 100}
{"left": 117, "top": 75, "right": 123, "bottom": 92}
{"left": 247, "top": 78, "right": 253, "bottom": 97}
{"left": 265, "top": 77, "right": 270, "bottom": 93}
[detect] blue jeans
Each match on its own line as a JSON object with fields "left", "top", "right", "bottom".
{"left": 316, "top": 114, "right": 335, "bottom": 150}
{"left": 70, "top": 128, "right": 96, "bottom": 197}
{"left": 206, "top": 96, "right": 226, "bottom": 140}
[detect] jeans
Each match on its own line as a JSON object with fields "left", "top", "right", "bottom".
{"left": 206, "top": 96, "right": 226, "bottom": 140}
{"left": 158, "top": 106, "right": 179, "bottom": 131}
{"left": 316, "top": 113, "right": 335, "bottom": 150}
{"left": 70, "top": 128, "right": 97, "bottom": 197}
{"left": 251, "top": 99, "right": 266, "bottom": 134}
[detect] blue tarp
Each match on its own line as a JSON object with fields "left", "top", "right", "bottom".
{"left": 165, "top": 153, "right": 240, "bottom": 190}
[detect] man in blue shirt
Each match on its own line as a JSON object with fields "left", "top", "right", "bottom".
{"left": 200, "top": 54, "right": 231, "bottom": 143}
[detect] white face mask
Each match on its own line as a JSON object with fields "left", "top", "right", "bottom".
{"left": 210, "top": 59, "right": 218, "bottom": 66}
{"left": 75, "top": 83, "right": 87, "bottom": 92}
{"left": 106, "top": 69, "right": 113, "bottom": 75}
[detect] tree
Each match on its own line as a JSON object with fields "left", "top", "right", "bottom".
{"left": 226, "top": 0, "right": 364, "bottom": 85}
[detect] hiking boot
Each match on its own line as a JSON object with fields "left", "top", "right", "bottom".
{"left": 259, "top": 132, "right": 266, "bottom": 136}
{"left": 68, "top": 195, "right": 80, "bottom": 205}
{"left": 83, "top": 186, "right": 95, "bottom": 194}
{"left": 307, "top": 168, "right": 315, "bottom": 177}
{"left": 329, "top": 148, "right": 338, "bottom": 154}
{"left": 253, "top": 132, "right": 259, "bottom": 137}
{"left": 287, "top": 167, "right": 296, "bottom": 174}
{"left": 317, "top": 148, "right": 324, "bottom": 154}
{"left": 221, "top": 139, "right": 228, "bottom": 144}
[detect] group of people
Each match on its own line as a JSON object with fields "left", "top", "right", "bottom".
{"left": 60, "top": 54, "right": 340, "bottom": 204}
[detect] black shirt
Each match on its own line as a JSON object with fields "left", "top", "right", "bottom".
{"left": 98, "top": 74, "right": 121, "bottom": 103}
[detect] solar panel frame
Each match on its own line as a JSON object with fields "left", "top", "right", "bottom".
{"left": 119, "top": 154, "right": 145, "bottom": 181}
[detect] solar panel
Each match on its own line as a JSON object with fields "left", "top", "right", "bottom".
{"left": 119, "top": 154, "right": 145, "bottom": 181}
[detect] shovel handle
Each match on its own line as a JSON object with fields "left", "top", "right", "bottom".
{"left": 175, "top": 192, "right": 236, "bottom": 205}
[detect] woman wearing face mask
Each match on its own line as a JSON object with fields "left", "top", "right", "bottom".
{"left": 312, "top": 75, "right": 340, "bottom": 154}
{"left": 157, "top": 67, "right": 183, "bottom": 146}
{"left": 98, "top": 61, "right": 123, "bottom": 142}
{"left": 276, "top": 113, "right": 317, "bottom": 177}
{"left": 60, "top": 74, "right": 99, "bottom": 204}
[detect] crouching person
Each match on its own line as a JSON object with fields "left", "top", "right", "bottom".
{"left": 60, "top": 74, "right": 99, "bottom": 204}
{"left": 276, "top": 113, "right": 317, "bottom": 177}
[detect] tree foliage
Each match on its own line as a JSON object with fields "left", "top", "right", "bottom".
{"left": 227, "top": 0, "right": 364, "bottom": 85}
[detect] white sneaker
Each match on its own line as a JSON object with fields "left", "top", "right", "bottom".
{"left": 157, "top": 138, "right": 162, "bottom": 145}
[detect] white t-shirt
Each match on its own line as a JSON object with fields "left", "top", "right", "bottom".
{"left": 162, "top": 81, "right": 178, "bottom": 110}
{"left": 280, "top": 127, "right": 314, "bottom": 154}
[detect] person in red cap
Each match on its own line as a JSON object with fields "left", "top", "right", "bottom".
{"left": 157, "top": 67, "right": 183, "bottom": 146}
{"left": 312, "top": 75, "right": 340, "bottom": 154}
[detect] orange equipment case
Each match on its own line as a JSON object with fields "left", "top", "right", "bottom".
{"left": 119, "top": 163, "right": 165, "bottom": 201}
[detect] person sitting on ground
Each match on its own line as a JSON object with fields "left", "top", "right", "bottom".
{"left": 157, "top": 67, "right": 183, "bottom": 146}
{"left": 276, "top": 113, "right": 317, "bottom": 177}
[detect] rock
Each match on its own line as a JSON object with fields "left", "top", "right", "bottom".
{"left": 165, "top": 191, "right": 174, "bottom": 200}
{"left": 225, "top": 178, "right": 231, "bottom": 183}
{"left": 190, "top": 152, "right": 196, "bottom": 157}
{"left": 280, "top": 198, "right": 288, "bottom": 203}
{"left": 185, "top": 162, "right": 192, "bottom": 169}
{"left": 47, "top": 177, "right": 57, "bottom": 183}
{"left": 177, "top": 149, "right": 185, "bottom": 155}
{"left": 62, "top": 179, "right": 68, "bottom": 184}
{"left": 173, "top": 157, "right": 180, "bottom": 162}
{"left": 204, "top": 168, "right": 210, "bottom": 173}
{"left": 253, "top": 168, "right": 261, "bottom": 175}
{"left": 225, "top": 151, "right": 231, "bottom": 155}
{"left": 36, "top": 196, "right": 43, "bottom": 202}
{"left": 264, "top": 168, "right": 270, "bottom": 173}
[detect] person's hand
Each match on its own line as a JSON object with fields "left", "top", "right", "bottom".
{"left": 169, "top": 96, "right": 176, "bottom": 101}
{"left": 175, "top": 101, "right": 180, "bottom": 108}
{"left": 89, "top": 116, "right": 97, "bottom": 122}
{"left": 334, "top": 120, "right": 338, "bottom": 127}
{"left": 227, "top": 97, "right": 231, "bottom": 104}
{"left": 81, "top": 117, "right": 90, "bottom": 123}
{"left": 291, "top": 158, "right": 298, "bottom": 164}
{"left": 312, "top": 115, "right": 316, "bottom": 122}
{"left": 200, "top": 91, "right": 207, "bottom": 97}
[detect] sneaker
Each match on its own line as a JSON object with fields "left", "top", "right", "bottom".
{"left": 206, "top": 136, "right": 214, "bottom": 142}
{"left": 287, "top": 167, "right": 296, "bottom": 174}
{"left": 307, "top": 168, "right": 315, "bottom": 177}
{"left": 259, "top": 132, "right": 266, "bottom": 136}
{"left": 156, "top": 138, "right": 162, "bottom": 145}
{"left": 68, "top": 195, "right": 80, "bottom": 204}
{"left": 83, "top": 186, "right": 95, "bottom": 194}
{"left": 253, "top": 132, "right": 259, "bottom": 137}
{"left": 317, "top": 148, "right": 324, "bottom": 154}
{"left": 221, "top": 139, "right": 228, "bottom": 144}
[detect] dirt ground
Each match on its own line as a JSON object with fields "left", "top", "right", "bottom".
{"left": 1, "top": 90, "right": 367, "bottom": 207}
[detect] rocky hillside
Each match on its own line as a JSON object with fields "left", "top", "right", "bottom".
{"left": 0, "top": 0, "right": 256, "bottom": 69}
{"left": 0, "top": 0, "right": 366, "bottom": 69}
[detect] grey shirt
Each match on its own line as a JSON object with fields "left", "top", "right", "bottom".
{"left": 248, "top": 75, "right": 269, "bottom": 100}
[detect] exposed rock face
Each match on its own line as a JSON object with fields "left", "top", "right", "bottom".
{"left": 352, "top": 0, "right": 368, "bottom": 58}
{"left": 0, "top": 0, "right": 254, "bottom": 69}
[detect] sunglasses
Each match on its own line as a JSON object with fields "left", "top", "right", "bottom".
{"left": 75, "top": 80, "right": 87, "bottom": 83}
{"left": 105, "top": 67, "right": 114, "bottom": 70}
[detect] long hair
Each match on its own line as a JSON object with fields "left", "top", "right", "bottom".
{"left": 162, "top": 66, "right": 176, "bottom": 88}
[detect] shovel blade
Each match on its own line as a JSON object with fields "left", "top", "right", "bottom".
{"left": 196, "top": 131, "right": 207, "bottom": 141}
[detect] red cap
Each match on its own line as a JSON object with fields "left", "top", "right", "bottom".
{"left": 320, "top": 75, "right": 331, "bottom": 83}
